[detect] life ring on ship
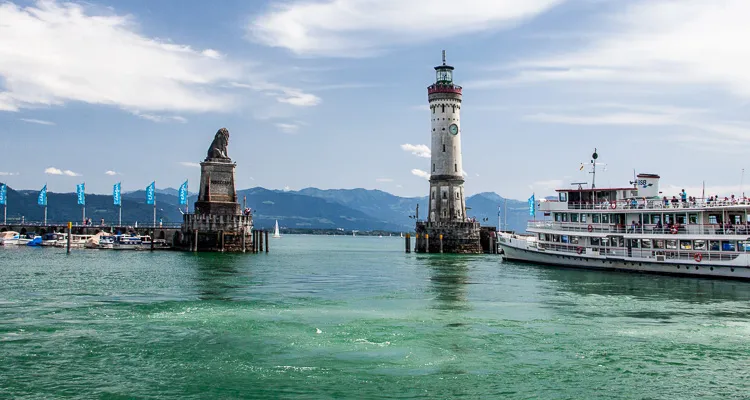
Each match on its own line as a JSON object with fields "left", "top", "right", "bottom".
{"left": 694, "top": 253, "right": 702, "bottom": 262}
{"left": 670, "top": 226, "right": 679, "bottom": 234}
{"left": 576, "top": 246, "right": 584, "bottom": 255}
{"left": 587, "top": 224, "right": 593, "bottom": 232}
{"left": 610, "top": 203, "right": 617, "bottom": 209}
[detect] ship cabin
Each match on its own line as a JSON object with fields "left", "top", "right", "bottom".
{"left": 530, "top": 174, "right": 750, "bottom": 261}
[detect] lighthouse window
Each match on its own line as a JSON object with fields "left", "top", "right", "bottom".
{"left": 443, "top": 144, "right": 446, "bottom": 152}
{"left": 432, "top": 163, "right": 435, "bottom": 172}
{"left": 443, "top": 192, "right": 447, "bottom": 199}
{"left": 441, "top": 105, "right": 445, "bottom": 113}
{"left": 454, "top": 164, "right": 457, "bottom": 172}
{"left": 452, "top": 105, "right": 456, "bottom": 112}
{"left": 455, "top": 192, "right": 459, "bottom": 199}
{"left": 433, "top": 107, "right": 435, "bottom": 114}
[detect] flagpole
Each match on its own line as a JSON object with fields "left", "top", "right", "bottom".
{"left": 44, "top": 182, "right": 47, "bottom": 226}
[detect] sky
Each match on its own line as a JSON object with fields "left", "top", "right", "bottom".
{"left": 2, "top": 0, "right": 750, "bottom": 200}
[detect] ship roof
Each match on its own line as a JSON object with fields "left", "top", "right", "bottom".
{"left": 555, "top": 187, "right": 636, "bottom": 193}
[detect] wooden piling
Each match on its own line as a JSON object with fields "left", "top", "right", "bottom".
{"left": 241, "top": 228, "right": 246, "bottom": 253}
{"left": 439, "top": 234, "right": 443, "bottom": 253}
{"left": 259, "top": 230, "right": 264, "bottom": 252}
{"left": 150, "top": 230, "right": 155, "bottom": 251}
{"left": 425, "top": 234, "right": 429, "bottom": 254}
{"left": 405, "top": 234, "right": 410, "bottom": 253}
{"left": 66, "top": 222, "right": 72, "bottom": 254}
{"left": 193, "top": 229, "right": 198, "bottom": 252}
{"left": 265, "top": 230, "right": 269, "bottom": 253}
{"left": 220, "top": 230, "right": 225, "bottom": 252}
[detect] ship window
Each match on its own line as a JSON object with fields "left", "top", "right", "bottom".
{"left": 554, "top": 213, "right": 561, "bottom": 222}
{"left": 739, "top": 241, "right": 750, "bottom": 252}
{"left": 630, "top": 239, "right": 640, "bottom": 249}
{"left": 680, "top": 240, "right": 692, "bottom": 250}
{"left": 552, "top": 235, "right": 560, "bottom": 243}
{"left": 654, "top": 240, "right": 665, "bottom": 249}
{"left": 694, "top": 240, "right": 706, "bottom": 250}
{"left": 591, "top": 238, "right": 600, "bottom": 246}
{"left": 539, "top": 234, "right": 544, "bottom": 240}
{"left": 732, "top": 215, "right": 742, "bottom": 224}
{"left": 601, "top": 214, "right": 609, "bottom": 224}
{"left": 676, "top": 215, "right": 686, "bottom": 224}
{"left": 722, "top": 241, "right": 736, "bottom": 251}
{"left": 641, "top": 239, "right": 652, "bottom": 249}
{"left": 581, "top": 214, "right": 587, "bottom": 223}
{"left": 666, "top": 240, "right": 677, "bottom": 250}
{"left": 562, "top": 235, "right": 569, "bottom": 243}
{"left": 559, "top": 192, "right": 567, "bottom": 202}
{"left": 561, "top": 214, "right": 568, "bottom": 222}
{"left": 708, "top": 215, "right": 718, "bottom": 224}
{"left": 571, "top": 214, "right": 579, "bottom": 222}
{"left": 592, "top": 214, "right": 600, "bottom": 223}
{"left": 571, "top": 236, "right": 579, "bottom": 244}
{"left": 688, "top": 214, "right": 698, "bottom": 224}
{"left": 709, "top": 241, "right": 720, "bottom": 251}
{"left": 651, "top": 215, "right": 661, "bottom": 224}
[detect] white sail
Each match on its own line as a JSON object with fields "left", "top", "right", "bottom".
{"left": 273, "top": 220, "right": 281, "bottom": 238}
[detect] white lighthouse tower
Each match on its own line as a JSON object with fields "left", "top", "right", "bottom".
{"left": 428, "top": 50, "right": 466, "bottom": 223}
{"left": 416, "top": 51, "right": 482, "bottom": 254}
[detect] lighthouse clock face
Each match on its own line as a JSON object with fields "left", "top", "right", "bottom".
{"left": 449, "top": 124, "right": 459, "bottom": 135}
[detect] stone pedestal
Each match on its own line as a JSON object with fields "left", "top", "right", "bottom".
{"left": 179, "top": 157, "right": 252, "bottom": 252}
{"left": 415, "top": 221, "right": 482, "bottom": 254}
{"left": 194, "top": 159, "right": 241, "bottom": 216}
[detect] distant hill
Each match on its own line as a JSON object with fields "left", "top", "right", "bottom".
{"left": 1, "top": 183, "right": 530, "bottom": 232}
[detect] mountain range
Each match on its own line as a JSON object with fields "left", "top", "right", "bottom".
{"left": 0, "top": 184, "right": 529, "bottom": 232}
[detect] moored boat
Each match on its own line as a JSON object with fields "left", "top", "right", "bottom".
{"left": 0, "top": 231, "right": 20, "bottom": 246}
{"left": 500, "top": 155, "right": 750, "bottom": 280}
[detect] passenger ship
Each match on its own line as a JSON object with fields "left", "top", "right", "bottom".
{"left": 500, "top": 172, "right": 750, "bottom": 279}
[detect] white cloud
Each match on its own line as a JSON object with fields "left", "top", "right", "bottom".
{"left": 529, "top": 179, "right": 564, "bottom": 191}
{"left": 376, "top": 178, "right": 393, "bottom": 183}
{"left": 275, "top": 123, "right": 299, "bottom": 133}
{"left": 230, "top": 82, "right": 321, "bottom": 107}
{"left": 411, "top": 169, "right": 430, "bottom": 180}
{"left": 105, "top": 170, "right": 118, "bottom": 176}
{"left": 283, "top": 186, "right": 291, "bottom": 191}
{"left": 277, "top": 91, "right": 321, "bottom": 107}
{"left": 44, "top": 167, "right": 80, "bottom": 176}
{"left": 0, "top": 172, "right": 19, "bottom": 176}
{"left": 524, "top": 112, "right": 678, "bottom": 126}
{"left": 401, "top": 143, "right": 431, "bottom": 158}
{"left": 20, "top": 118, "right": 55, "bottom": 125}
{"left": 249, "top": 0, "right": 563, "bottom": 56}
{"left": 132, "top": 112, "right": 188, "bottom": 123}
{"left": 179, "top": 162, "right": 201, "bottom": 168}
{"left": 0, "top": 1, "right": 317, "bottom": 115}
{"left": 509, "top": 0, "right": 750, "bottom": 99}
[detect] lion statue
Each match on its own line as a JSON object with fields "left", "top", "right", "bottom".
{"left": 206, "top": 128, "right": 230, "bottom": 160}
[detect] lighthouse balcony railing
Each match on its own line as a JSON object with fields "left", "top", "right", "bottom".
{"left": 427, "top": 84, "right": 462, "bottom": 95}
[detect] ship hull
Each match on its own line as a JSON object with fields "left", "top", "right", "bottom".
{"left": 500, "top": 241, "right": 750, "bottom": 280}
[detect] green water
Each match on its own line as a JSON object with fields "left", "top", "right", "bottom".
{"left": 1, "top": 235, "right": 750, "bottom": 399}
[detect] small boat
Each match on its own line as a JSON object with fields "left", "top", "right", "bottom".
{"left": 0, "top": 231, "right": 20, "bottom": 245}
{"left": 26, "top": 236, "right": 43, "bottom": 246}
{"left": 41, "top": 233, "right": 66, "bottom": 247}
{"left": 17, "top": 233, "right": 40, "bottom": 245}
{"left": 113, "top": 234, "right": 143, "bottom": 250}
{"left": 85, "top": 232, "right": 113, "bottom": 249}
{"left": 97, "top": 236, "right": 115, "bottom": 249}
{"left": 273, "top": 220, "right": 281, "bottom": 238}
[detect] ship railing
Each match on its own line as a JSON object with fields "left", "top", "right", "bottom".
{"left": 537, "top": 242, "right": 742, "bottom": 261}
{"left": 528, "top": 221, "right": 750, "bottom": 236}
{"left": 562, "top": 199, "right": 750, "bottom": 210}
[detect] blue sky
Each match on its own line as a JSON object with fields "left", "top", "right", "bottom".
{"left": 2, "top": 0, "right": 750, "bottom": 200}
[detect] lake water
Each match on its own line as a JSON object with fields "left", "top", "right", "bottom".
{"left": 1, "top": 235, "right": 750, "bottom": 399}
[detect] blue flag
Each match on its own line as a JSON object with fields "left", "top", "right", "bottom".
{"left": 113, "top": 182, "right": 121, "bottom": 206}
{"left": 146, "top": 181, "right": 155, "bottom": 205}
{"left": 178, "top": 180, "right": 188, "bottom": 205}
{"left": 0, "top": 183, "right": 6, "bottom": 206}
{"left": 76, "top": 183, "right": 85, "bottom": 206}
{"left": 528, "top": 194, "right": 535, "bottom": 217}
{"left": 38, "top": 184, "right": 47, "bottom": 206}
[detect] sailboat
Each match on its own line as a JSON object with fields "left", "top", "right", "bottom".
{"left": 272, "top": 220, "right": 281, "bottom": 238}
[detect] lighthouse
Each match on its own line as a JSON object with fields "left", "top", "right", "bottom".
{"left": 415, "top": 51, "right": 483, "bottom": 254}
{"left": 428, "top": 50, "right": 466, "bottom": 223}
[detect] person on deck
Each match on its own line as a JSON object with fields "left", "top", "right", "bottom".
{"left": 680, "top": 189, "right": 687, "bottom": 203}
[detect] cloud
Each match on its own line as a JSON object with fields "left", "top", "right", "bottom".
{"left": 45, "top": 167, "right": 80, "bottom": 176}
{"left": 283, "top": 186, "right": 291, "bottom": 191}
{"left": 0, "top": 172, "right": 19, "bottom": 176}
{"left": 230, "top": 82, "right": 321, "bottom": 107}
{"left": 411, "top": 169, "right": 430, "bottom": 180}
{"left": 275, "top": 123, "right": 299, "bottom": 133}
{"left": 105, "top": 170, "right": 118, "bottom": 176}
{"left": 401, "top": 143, "right": 431, "bottom": 158}
{"left": 0, "top": 1, "right": 317, "bottom": 115}
{"left": 20, "top": 118, "right": 55, "bottom": 125}
{"left": 376, "top": 178, "right": 393, "bottom": 183}
{"left": 508, "top": 0, "right": 750, "bottom": 99}
{"left": 249, "top": 0, "right": 563, "bottom": 56}
{"left": 524, "top": 112, "right": 679, "bottom": 126}
{"left": 529, "top": 179, "right": 564, "bottom": 191}
{"left": 132, "top": 112, "right": 188, "bottom": 123}
{"left": 179, "top": 162, "right": 201, "bottom": 168}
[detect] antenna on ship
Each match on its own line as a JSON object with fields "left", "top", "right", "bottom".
{"left": 590, "top": 149, "right": 598, "bottom": 204}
